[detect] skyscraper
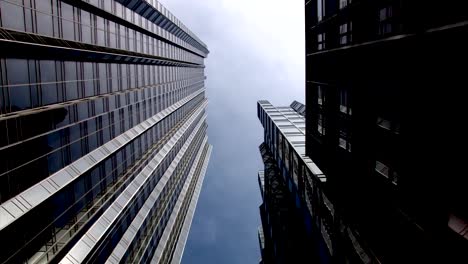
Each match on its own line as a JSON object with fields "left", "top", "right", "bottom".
{"left": 257, "top": 100, "right": 329, "bottom": 264}
{"left": 0, "top": 1, "right": 211, "bottom": 263}
{"left": 304, "top": 0, "right": 467, "bottom": 262}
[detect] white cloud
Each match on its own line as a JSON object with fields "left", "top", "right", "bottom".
{"left": 160, "top": 0, "right": 304, "bottom": 104}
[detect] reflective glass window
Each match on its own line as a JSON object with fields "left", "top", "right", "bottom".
{"left": 81, "top": 11, "right": 92, "bottom": 44}
{"left": 89, "top": 0, "right": 99, "bottom": 7}
{"left": 136, "top": 32, "right": 141, "bottom": 53}
{"left": 40, "top": 60, "right": 56, "bottom": 82}
{"left": 36, "top": 0, "right": 53, "bottom": 36}
{"left": 6, "top": 58, "right": 28, "bottom": 85}
{"left": 109, "top": 21, "right": 116, "bottom": 48}
{"left": 0, "top": 1, "right": 25, "bottom": 31}
{"left": 47, "top": 150, "right": 63, "bottom": 174}
{"left": 88, "top": 132, "right": 98, "bottom": 151}
{"left": 103, "top": 0, "right": 112, "bottom": 13}
{"left": 129, "top": 29, "right": 135, "bottom": 52}
{"left": 77, "top": 102, "right": 88, "bottom": 120}
{"left": 5, "top": 58, "right": 31, "bottom": 109}
{"left": 9, "top": 85, "right": 30, "bottom": 110}
{"left": 111, "top": 64, "right": 118, "bottom": 92}
{"left": 40, "top": 61, "right": 58, "bottom": 105}
{"left": 130, "top": 65, "right": 136, "bottom": 88}
{"left": 119, "top": 25, "right": 126, "bottom": 50}
{"left": 61, "top": 2, "right": 74, "bottom": 41}
{"left": 65, "top": 61, "right": 78, "bottom": 100}
{"left": 70, "top": 140, "right": 82, "bottom": 161}
{"left": 96, "top": 16, "right": 105, "bottom": 46}
{"left": 98, "top": 63, "right": 108, "bottom": 94}
{"left": 95, "top": 98, "right": 104, "bottom": 115}
{"left": 115, "top": 3, "right": 122, "bottom": 17}
{"left": 83, "top": 62, "right": 94, "bottom": 97}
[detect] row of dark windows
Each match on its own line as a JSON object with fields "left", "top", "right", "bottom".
{"left": 307, "top": 1, "right": 403, "bottom": 52}
{"left": 265, "top": 129, "right": 374, "bottom": 263}
{"left": 312, "top": 85, "right": 352, "bottom": 148}
{"left": 0, "top": 58, "right": 204, "bottom": 114}
{"left": 113, "top": 0, "right": 208, "bottom": 55}
{"left": 0, "top": 92, "right": 205, "bottom": 203}
{"left": 0, "top": 0, "right": 203, "bottom": 64}
{"left": 308, "top": 0, "right": 468, "bottom": 53}
{"left": 310, "top": 83, "right": 400, "bottom": 185}
{"left": 0, "top": 99, "right": 205, "bottom": 263}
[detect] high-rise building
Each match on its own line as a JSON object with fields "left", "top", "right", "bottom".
{"left": 257, "top": 100, "right": 326, "bottom": 264}
{"left": 0, "top": 1, "right": 211, "bottom": 263}
{"left": 304, "top": 0, "right": 467, "bottom": 263}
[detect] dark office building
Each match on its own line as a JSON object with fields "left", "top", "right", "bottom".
{"left": 305, "top": 0, "right": 467, "bottom": 263}
{"left": 0, "top": 0, "right": 211, "bottom": 263}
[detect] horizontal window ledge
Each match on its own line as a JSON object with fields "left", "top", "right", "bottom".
{"left": 61, "top": 0, "right": 207, "bottom": 57}
{"left": 0, "top": 29, "right": 203, "bottom": 68}
{"left": 112, "top": 0, "right": 208, "bottom": 55}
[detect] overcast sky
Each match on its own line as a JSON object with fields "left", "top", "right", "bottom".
{"left": 160, "top": 1, "right": 305, "bottom": 263}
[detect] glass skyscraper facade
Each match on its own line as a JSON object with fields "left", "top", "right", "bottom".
{"left": 0, "top": 0, "right": 211, "bottom": 263}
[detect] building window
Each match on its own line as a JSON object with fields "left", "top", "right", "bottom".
{"left": 338, "top": 128, "right": 351, "bottom": 152}
{"left": 320, "top": 194, "right": 334, "bottom": 254}
{"left": 317, "top": 33, "right": 326, "bottom": 50}
{"left": 339, "top": 0, "right": 352, "bottom": 9}
{"left": 339, "top": 21, "right": 352, "bottom": 45}
{"left": 303, "top": 167, "right": 314, "bottom": 214}
{"left": 317, "top": 85, "right": 325, "bottom": 105}
{"left": 0, "top": 1, "right": 26, "bottom": 31}
{"left": 278, "top": 133, "right": 283, "bottom": 160}
{"left": 293, "top": 154, "right": 299, "bottom": 187}
{"left": 339, "top": 88, "right": 352, "bottom": 115}
{"left": 375, "top": 160, "right": 399, "bottom": 185}
{"left": 447, "top": 214, "right": 468, "bottom": 240}
{"left": 377, "top": 116, "right": 400, "bottom": 134}
{"left": 379, "top": 6, "right": 393, "bottom": 35}
{"left": 317, "top": 0, "right": 325, "bottom": 22}
{"left": 318, "top": 113, "right": 325, "bottom": 135}
{"left": 338, "top": 137, "right": 351, "bottom": 152}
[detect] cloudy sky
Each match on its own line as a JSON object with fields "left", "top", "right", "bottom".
{"left": 160, "top": 1, "right": 305, "bottom": 263}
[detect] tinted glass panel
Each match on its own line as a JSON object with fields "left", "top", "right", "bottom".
{"left": 0, "top": 1, "right": 25, "bottom": 31}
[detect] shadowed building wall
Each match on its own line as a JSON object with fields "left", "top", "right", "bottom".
{"left": 305, "top": 0, "right": 467, "bottom": 262}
